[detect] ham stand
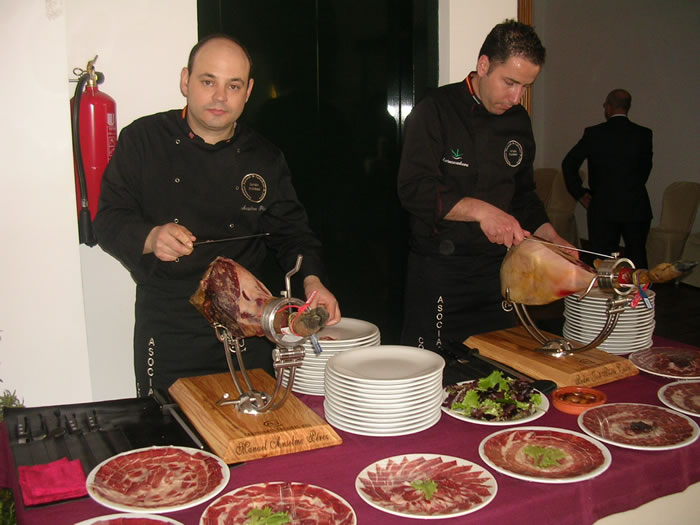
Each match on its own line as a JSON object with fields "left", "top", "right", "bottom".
{"left": 502, "top": 256, "right": 638, "bottom": 356}
{"left": 214, "top": 255, "right": 307, "bottom": 414}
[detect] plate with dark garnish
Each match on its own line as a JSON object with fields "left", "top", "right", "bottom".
{"left": 629, "top": 346, "right": 700, "bottom": 379}
{"left": 578, "top": 403, "right": 699, "bottom": 450}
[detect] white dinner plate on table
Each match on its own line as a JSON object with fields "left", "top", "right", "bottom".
{"left": 325, "top": 346, "right": 444, "bottom": 384}
{"left": 86, "top": 446, "right": 229, "bottom": 514}
{"left": 578, "top": 403, "right": 700, "bottom": 450}
{"left": 355, "top": 453, "right": 497, "bottom": 519}
{"left": 478, "top": 426, "right": 612, "bottom": 483}
{"left": 657, "top": 380, "right": 700, "bottom": 417}
{"left": 629, "top": 346, "right": 700, "bottom": 379}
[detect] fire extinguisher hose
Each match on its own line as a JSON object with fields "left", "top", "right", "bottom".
{"left": 71, "top": 72, "right": 98, "bottom": 246}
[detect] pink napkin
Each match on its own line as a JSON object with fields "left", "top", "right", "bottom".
{"left": 18, "top": 457, "right": 88, "bottom": 506}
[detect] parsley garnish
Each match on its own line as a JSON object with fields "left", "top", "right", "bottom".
{"left": 523, "top": 445, "right": 567, "bottom": 468}
{"left": 245, "top": 507, "right": 291, "bottom": 525}
{"left": 411, "top": 479, "right": 439, "bottom": 500}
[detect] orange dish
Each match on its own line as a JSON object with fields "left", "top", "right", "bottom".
{"left": 552, "top": 386, "right": 607, "bottom": 415}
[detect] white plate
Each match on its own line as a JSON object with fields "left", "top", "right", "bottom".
{"left": 658, "top": 380, "right": 700, "bottom": 417}
{"left": 441, "top": 383, "right": 550, "bottom": 426}
{"left": 325, "top": 407, "right": 441, "bottom": 436}
{"left": 324, "top": 373, "right": 442, "bottom": 399}
{"left": 305, "top": 333, "right": 382, "bottom": 348}
{"left": 292, "top": 385, "right": 326, "bottom": 396}
{"left": 563, "top": 317, "right": 655, "bottom": 334}
{"left": 200, "top": 481, "right": 356, "bottom": 525}
{"left": 325, "top": 389, "right": 444, "bottom": 417}
{"left": 629, "top": 347, "right": 700, "bottom": 379}
{"left": 313, "top": 317, "right": 380, "bottom": 343}
{"left": 326, "top": 346, "right": 445, "bottom": 384}
{"left": 578, "top": 403, "right": 700, "bottom": 450}
{"left": 324, "top": 401, "right": 440, "bottom": 427}
{"left": 568, "top": 288, "right": 656, "bottom": 301}
{"left": 86, "top": 446, "right": 229, "bottom": 514}
{"left": 75, "top": 514, "right": 184, "bottom": 525}
{"left": 478, "top": 426, "right": 612, "bottom": 483}
{"left": 325, "top": 382, "right": 443, "bottom": 405}
{"left": 325, "top": 382, "right": 443, "bottom": 407}
{"left": 355, "top": 454, "right": 497, "bottom": 519}
{"left": 326, "top": 368, "right": 443, "bottom": 390}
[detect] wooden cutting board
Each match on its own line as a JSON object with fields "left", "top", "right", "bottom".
{"left": 169, "top": 369, "right": 342, "bottom": 464}
{"left": 465, "top": 327, "right": 638, "bottom": 387}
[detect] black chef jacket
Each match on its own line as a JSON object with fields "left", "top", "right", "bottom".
{"left": 397, "top": 79, "right": 549, "bottom": 356}
{"left": 94, "top": 109, "right": 327, "bottom": 396}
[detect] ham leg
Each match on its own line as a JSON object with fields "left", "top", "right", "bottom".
{"left": 190, "top": 256, "right": 273, "bottom": 338}
{"left": 190, "top": 256, "right": 329, "bottom": 339}
{"left": 500, "top": 237, "right": 596, "bottom": 305}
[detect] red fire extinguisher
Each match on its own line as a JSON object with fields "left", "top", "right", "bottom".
{"left": 70, "top": 55, "right": 117, "bottom": 246}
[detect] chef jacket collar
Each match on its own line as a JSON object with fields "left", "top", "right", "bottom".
{"left": 465, "top": 72, "right": 482, "bottom": 105}
{"left": 178, "top": 106, "right": 240, "bottom": 150}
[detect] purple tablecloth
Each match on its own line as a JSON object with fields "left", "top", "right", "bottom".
{"left": 3, "top": 339, "right": 699, "bottom": 525}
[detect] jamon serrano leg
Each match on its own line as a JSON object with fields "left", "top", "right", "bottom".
{"left": 190, "top": 256, "right": 329, "bottom": 340}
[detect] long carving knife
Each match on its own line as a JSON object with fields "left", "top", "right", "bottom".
{"left": 193, "top": 232, "right": 270, "bottom": 246}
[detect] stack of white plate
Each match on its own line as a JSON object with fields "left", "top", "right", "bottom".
{"left": 279, "top": 318, "right": 381, "bottom": 395}
{"left": 323, "top": 346, "right": 445, "bottom": 436}
{"left": 562, "top": 288, "right": 656, "bottom": 354}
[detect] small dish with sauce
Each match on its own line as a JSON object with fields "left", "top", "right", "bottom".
{"left": 552, "top": 386, "right": 607, "bottom": 415}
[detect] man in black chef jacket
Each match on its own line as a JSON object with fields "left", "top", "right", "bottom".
{"left": 94, "top": 34, "right": 340, "bottom": 397}
{"left": 397, "top": 20, "right": 573, "bottom": 358}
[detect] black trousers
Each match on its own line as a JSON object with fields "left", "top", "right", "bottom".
{"left": 400, "top": 250, "right": 514, "bottom": 358}
{"left": 133, "top": 282, "right": 274, "bottom": 398}
{"left": 587, "top": 211, "right": 651, "bottom": 268}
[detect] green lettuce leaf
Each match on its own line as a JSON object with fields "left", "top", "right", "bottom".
{"left": 245, "top": 507, "right": 291, "bottom": 525}
{"left": 523, "top": 445, "right": 567, "bottom": 468}
{"left": 410, "top": 479, "right": 439, "bottom": 501}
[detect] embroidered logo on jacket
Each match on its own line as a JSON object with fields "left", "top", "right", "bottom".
{"left": 241, "top": 173, "right": 267, "bottom": 203}
{"left": 504, "top": 140, "right": 523, "bottom": 167}
{"left": 441, "top": 147, "right": 470, "bottom": 167}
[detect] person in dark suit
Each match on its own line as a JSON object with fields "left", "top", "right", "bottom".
{"left": 562, "top": 89, "right": 653, "bottom": 268}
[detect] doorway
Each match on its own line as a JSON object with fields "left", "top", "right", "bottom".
{"left": 197, "top": 0, "right": 438, "bottom": 343}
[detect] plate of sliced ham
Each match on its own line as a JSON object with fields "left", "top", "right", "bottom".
{"left": 75, "top": 514, "right": 184, "bottom": 525}
{"left": 578, "top": 403, "right": 700, "bottom": 450}
{"left": 658, "top": 380, "right": 700, "bottom": 417}
{"left": 478, "top": 426, "right": 612, "bottom": 483}
{"left": 629, "top": 346, "right": 700, "bottom": 379}
{"left": 199, "top": 481, "right": 356, "bottom": 524}
{"left": 354, "top": 453, "right": 497, "bottom": 519}
{"left": 86, "top": 446, "right": 229, "bottom": 514}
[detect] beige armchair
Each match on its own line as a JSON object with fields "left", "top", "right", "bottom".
{"left": 646, "top": 181, "right": 700, "bottom": 268}
{"left": 534, "top": 168, "right": 582, "bottom": 247}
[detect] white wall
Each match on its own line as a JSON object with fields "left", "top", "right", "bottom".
{"left": 439, "top": 0, "right": 517, "bottom": 85}
{"left": 0, "top": 0, "right": 92, "bottom": 406}
{"left": 0, "top": 0, "right": 196, "bottom": 406}
{"left": 532, "top": 0, "right": 700, "bottom": 239}
{"left": 68, "top": 0, "right": 197, "bottom": 402}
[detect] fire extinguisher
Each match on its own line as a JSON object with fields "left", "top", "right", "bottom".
{"left": 70, "top": 55, "right": 117, "bottom": 246}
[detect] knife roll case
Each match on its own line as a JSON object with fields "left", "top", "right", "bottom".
{"left": 3, "top": 394, "right": 206, "bottom": 483}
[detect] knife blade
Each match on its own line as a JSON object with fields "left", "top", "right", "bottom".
{"left": 523, "top": 236, "right": 613, "bottom": 259}
{"left": 193, "top": 232, "right": 270, "bottom": 246}
{"left": 152, "top": 390, "right": 205, "bottom": 449}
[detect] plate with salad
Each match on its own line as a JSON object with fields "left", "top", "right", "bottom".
{"left": 441, "top": 370, "right": 549, "bottom": 425}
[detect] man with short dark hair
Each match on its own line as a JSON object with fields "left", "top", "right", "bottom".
{"left": 398, "top": 20, "right": 573, "bottom": 357}
{"left": 95, "top": 35, "right": 340, "bottom": 396}
{"left": 562, "top": 89, "right": 653, "bottom": 268}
